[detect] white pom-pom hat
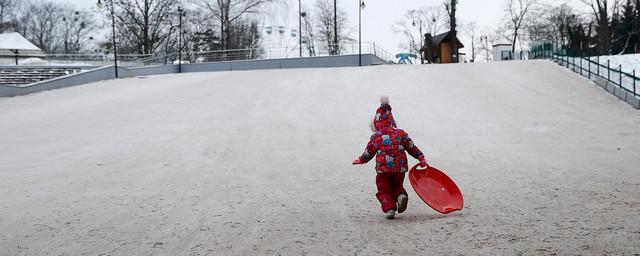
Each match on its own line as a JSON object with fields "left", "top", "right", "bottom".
{"left": 380, "top": 95, "right": 390, "bottom": 105}
{"left": 373, "top": 96, "right": 396, "bottom": 131}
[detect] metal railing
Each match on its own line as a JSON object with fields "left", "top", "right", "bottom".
{"left": 530, "top": 42, "right": 639, "bottom": 98}
{"left": 130, "top": 42, "right": 395, "bottom": 66}
{"left": 15, "top": 53, "right": 153, "bottom": 67}
{"left": 552, "top": 54, "right": 639, "bottom": 98}
{"left": 7, "top": 42, "right": 394, "bottom": 67}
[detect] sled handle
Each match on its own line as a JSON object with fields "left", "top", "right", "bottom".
{"left": 412, "top": 163, "right": 429, "bottom": 171}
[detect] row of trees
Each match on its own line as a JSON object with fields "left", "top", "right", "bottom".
{"left": 522, "top": 0, "right": 639, "bottom": 56}
{"left": 0, "top": 0, "right": 354, "bottom": 57}
{"left": 502, "top": 0, "right": 640, "bottom": 58}
{"left": 0, "top": 0, "right": 95, "bottom": 53}
{"left": 392, "top": 0, "right": 458, "bottom": 63}
{"left": 394, "top": 0, "right": 639, "bottom": 63}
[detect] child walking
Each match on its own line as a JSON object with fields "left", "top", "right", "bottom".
{"left": 352, "top": 96, "right": 428, "bottom": 219}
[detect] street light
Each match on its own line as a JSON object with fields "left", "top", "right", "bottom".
{"left": 481, "top": 36, "right": 489, "bottom": 62}
{"left": 177, "top": 6, "right": 185, "bottom": 73}
{"left": 298, "top": 0, "right": 304, "bottom": 58}
{"left": 97, "top": 0, "right": 118, "bottom": 78}
{"left": 358, "top": 0, "right": 365, "bottom": 66}
{"left": 333, "top": 0, "right": 338, "bottom": 55}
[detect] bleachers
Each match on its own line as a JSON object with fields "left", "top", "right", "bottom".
{"left": 0, "top": 67, "right": 82, "bottom": 87}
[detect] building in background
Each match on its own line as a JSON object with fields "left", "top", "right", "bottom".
{"left": 492, "top": 41, "right": 513, "bottom": 61}
{"left": 420, "top": 31, "right": 465, "bottom": 64}
{"left": 0, "top": 33, "right": 45, "bottom": 65}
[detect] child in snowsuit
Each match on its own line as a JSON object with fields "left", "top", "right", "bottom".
{"left": 353, "top": 96, "right": 428, "bottom": 219}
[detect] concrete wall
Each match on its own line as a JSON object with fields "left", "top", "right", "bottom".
{"left": 0, "top": 54, "right": 387, "bottom": 97}
{"left": 561, "top": 65, "right": 640, "bottom": 110}
{"left": 123, "top": 65, "right": 180, "bottom": 77}
{"left": 182, "top": 54, "right": 383, "bottom": 73}
{"left": 0, "top": 66, "right": 116, "bottom": 97}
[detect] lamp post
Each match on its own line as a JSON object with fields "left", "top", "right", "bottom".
{"left": 333, "top": 0, "right": 338, "bottom": 55}
{"left": 177, "top": 6, "right": 185, "bottom": 73}
{"left": 358, "top": 0, "right": 365, "bottom": 66}
{"left": 11, "top": 49, "right": 18, "bottom": 65}
{"left": 97, "top": 0, "right": 118, "bottom": 78}
{"left": 481, "top": 36, "right": 489, "bottom": 62}
{"left": 412, "top": 18, "right": 423, "bottom": 64}
{"left": 298, "top": 0, "right": 303, "bottom": 58}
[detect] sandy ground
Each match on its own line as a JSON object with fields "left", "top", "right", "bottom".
{"left": 0, "top": 60, "right": 639, "bottom": 255}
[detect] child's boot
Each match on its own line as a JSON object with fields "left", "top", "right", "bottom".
{"left": 397, "top": 194, "right": 408, "bottom": 213}
{"left": 386, "top": 210, "right": 396, "bottom": 219}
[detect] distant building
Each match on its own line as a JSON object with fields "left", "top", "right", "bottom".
{"left": 0, "top": 32, "right": 45, "bottom": 65}
{"left": 492, "top": 41, "right": 514, "bottom": 61}
{"left": 492, "top": 40, "right": 533, "bottom": 61}
{"left": 420, "top": 31, "right": 465, "bottom": 64}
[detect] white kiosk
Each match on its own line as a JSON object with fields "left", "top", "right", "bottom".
{"left": 493, "top": 42, "right": 514, "bottom": 61}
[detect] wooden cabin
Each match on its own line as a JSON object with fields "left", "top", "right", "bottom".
{"left": 420, "top": 31, "right": 464, "bottom": 64}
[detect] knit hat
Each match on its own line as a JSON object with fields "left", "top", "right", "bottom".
{"left": 373, "top": 96, "right": 396, "bottom": 131}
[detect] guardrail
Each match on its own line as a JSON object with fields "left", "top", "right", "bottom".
{"left": 131, "top": 42, "right": 395, "bottom": 66}
{"left": 529, "top": 41, "right": 639, "bottom": 108}
{"left": 0, "top": 53, "right": 389, "bottom": 97}
{"left": 13, "top": 53, "right": 152, "bottom": 66}
{"left": 552, "top": 54, "right": 638, "bottom": 98}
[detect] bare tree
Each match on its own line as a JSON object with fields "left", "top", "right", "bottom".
{"left": 545, "top": 4, "right": 577, "bottom": 45}
{"left": 412, "top": 6, "right": 448, "bottom": 36}
{"left": 478, "top": 27, "right": 502, "bottom": 62}
{"left": 581, "top": 0, "right": 620, "bottom": 54}
{"left": 23, "top": 1, "right": 65, "bottom": 53}
{"left": 462, "top": 21, "right": 477, "bottom": 62}
{"left": 11, "top": 1, "right": 31, "bottom": 37}
{"left": 523, "top": 4, "right": 553, "bottom": 42}
{"left": 444, "top": 0, "right": 458, "bottom": 63}
{"left": 102, "top": 0, "right": 177, "bottom": 54}
{"left": 313, "top": 0, "right": 351, "bottom": 55}
{"left": 181, "top": 9, "right": 218, "bottom": 55}
{"left": 14, "top": 1, "right": 97, "bottom": 54}
{"left": 60, "top": 9, "right": 95, "bottom": 54}
{"left": 0, "top": 0, "right": 15, "bottom": 32}
{"left": 392, "top": 5, "right": 447, "bottom": 60}
{"left": 193, "top": 0, "right": 276, "bottom": 50}
{"left": 505, "top": 0, "right": 538, "bottom": 55}
{"left": 301, "top": 7, "right": 316, "bottom": 56}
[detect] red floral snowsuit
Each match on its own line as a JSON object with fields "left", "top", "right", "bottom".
{"left": 358, "top": 104, "right": 424, "bottom": 213}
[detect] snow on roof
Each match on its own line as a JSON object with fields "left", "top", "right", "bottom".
{"left": 492, "top": 39, "right": 513, "bottom": 48}
{"left": 0, "top": 32, "right": 42, "bottom": 51}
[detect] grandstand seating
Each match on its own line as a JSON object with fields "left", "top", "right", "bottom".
{"left": 0, "top": 67, "right": 82, "bottom": 86}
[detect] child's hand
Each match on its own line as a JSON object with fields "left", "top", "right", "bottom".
{"left": 352, "top": 158, "right": 364, "bottom": 165}
{"left": 418, "top": 156, "right": 429, "bottom": 168}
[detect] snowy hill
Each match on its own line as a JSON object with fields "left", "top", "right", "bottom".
{"left": 0, "top": 61, "right": 639, "bottom": 255}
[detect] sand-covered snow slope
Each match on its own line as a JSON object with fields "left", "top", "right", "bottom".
{"left": 1, "top": 60, "right": 639, "bottom": 255}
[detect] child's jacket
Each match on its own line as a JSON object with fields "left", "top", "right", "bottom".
{"left": 358, "top": 103, "right": 424, "bottom": 173}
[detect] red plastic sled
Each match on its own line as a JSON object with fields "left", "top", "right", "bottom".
{"left": 408, "top": 163, "right": 463, "bottom": 214}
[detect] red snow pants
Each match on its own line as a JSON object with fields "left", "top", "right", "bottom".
{"left": 375, "top": 172, "right": 407, "bottom": 213}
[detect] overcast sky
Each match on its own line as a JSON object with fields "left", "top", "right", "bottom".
{"left": 55, "top": 0, "right": 588, "bottom": 56}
